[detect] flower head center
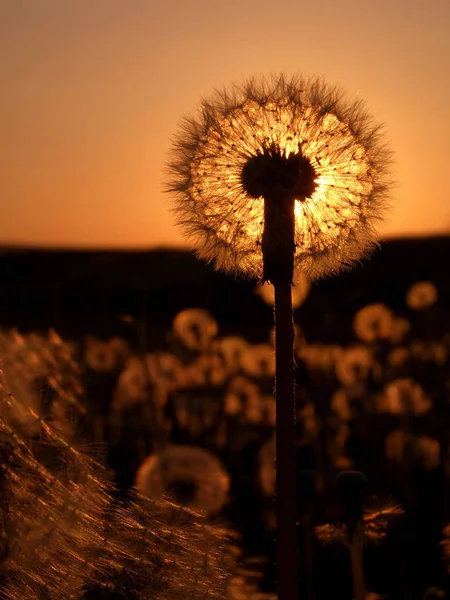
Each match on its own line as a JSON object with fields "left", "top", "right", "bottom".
{"left": 241, "top": 145, "right": 317, "bottom": 200}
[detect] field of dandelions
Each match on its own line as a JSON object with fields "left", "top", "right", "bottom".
{"left": 1, "top": 241, "right": 450, "bottom": 600}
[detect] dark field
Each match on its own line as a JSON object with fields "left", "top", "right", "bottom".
{"left": 1, "top": 235, "right": 450, "bottom": 599}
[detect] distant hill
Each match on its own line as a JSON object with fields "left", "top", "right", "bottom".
{"left": 0, "top": 236, "right": 449, "bottom": 345}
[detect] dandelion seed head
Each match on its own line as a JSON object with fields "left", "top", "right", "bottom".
{"left": 135, "top": 445, "right": 230, "bottom": 516}
{"left": 166, "top": 74, "right": 393, "bottom": 280}
{"left": 353, "top": 303, "right": 395, "bottom": 343}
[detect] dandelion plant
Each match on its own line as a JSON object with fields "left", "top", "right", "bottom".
{"left": 166, "top": 73, "right": 393, "bottom": 600}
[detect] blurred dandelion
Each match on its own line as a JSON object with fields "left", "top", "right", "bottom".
{"left": 406, "top": 281, "right": 438, "bottom": 310}
{"left": 331, "top": 388, "right": 352, "bottom": 422}
{"left": 240, "top": 343, "right": 275, "bottom": 378}
{"left": 258, "top": 434, "right": 276, "bottom": 497}
{"left": 166, "top": 73, "right": 392, "bottom": 281}
{"left": 0, "top": 329, "right": 84, "bottom": 439}
{"left": 376, "top": 378, "right": 431, "bottom": 415}
{"left": 83, "top": 335, "right": 130, "bottom": 372}
{"left": 224, "top": 376, "right": 263, "bottom": 423}
{"left": 214, "top": 336, "right": 250, "bottom": 375}
{"left": 134, "top": 445, "right": 230, "bottom": 516}
{"left": 336, "top": 345, "right": 374, "bottom": 386}
{"left": 172, "top": 308, "right": 218, "bottom": 351}
{"left": 389, "top": 316, "right": 410, "bottom": 344}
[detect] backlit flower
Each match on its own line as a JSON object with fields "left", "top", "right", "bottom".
{"left": 135, "top": 445, "right": 230, "bottom": 516}
{"left": 166, "top": 74, "right": 392, "bottom": 280}
{"left": 406, "top": 281, "right": 438, "bottom": 310}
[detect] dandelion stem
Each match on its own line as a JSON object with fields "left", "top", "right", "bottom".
{"left": 274, "top": 281, "right": 297, "bottom": 600}
{"left": 350, "top": 520, "right": 367, "bottom": 600}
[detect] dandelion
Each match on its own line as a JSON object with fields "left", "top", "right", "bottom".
{"left": 442, "top": 524, "right": 450, "bottom": 570}
{"left": 297, "top": 342, "right": 343, "bottom": 375}
{"left": 240, "top": 343, "right": 275, "bottom": 378}
{"left": 258, "top": 435, "right": 276, "bottom": 497}
{"left": 385, "top": 429, "right": 440, "bottom": 470}
{"left": 166, "top": 73, "right": 392, "bottom": 600}
{"left": 172, "top": 308, "right": 218, "bottom": 351}
{"left": 0, "top": 329, "right": 84, "bottom": 438}
{"left": 112, "top": 355, "right": 149, "bottom": 409}
{"left": 255, "top": 273, "right": 310, "bottom": 308}
{"left": 337, "top": 470, "right": 368, "bottom": 600}
{"left": 376, "top": 378, "right": 431, "bottom": 415}
{"left": 353, "top": 303, "right": 395, "bottom": 344}
{"left": 336, "top": 345, "right": 374, "bottom": 385}
{"left": 134, "top": 445, "right": 230, "bottom": 517}
{"left": 83, "top": 335, "right": 130, "bottom": 372}
{"left": 389, "top": 316, "right": 410, "bottom": 344}
{"left": 406, "top": 280, "right": 438, "bottom": 310}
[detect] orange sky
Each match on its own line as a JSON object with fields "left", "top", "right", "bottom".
{"left": 1, "top": 0, "right": 450, "bottom": 248}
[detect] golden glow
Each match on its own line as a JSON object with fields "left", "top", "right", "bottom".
{"left": 187, "top": 84, "right": 380, "bottom": 278}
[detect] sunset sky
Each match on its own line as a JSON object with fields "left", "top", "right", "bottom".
{"left": 1, "top": 0, "right": 450, "bottom": 249}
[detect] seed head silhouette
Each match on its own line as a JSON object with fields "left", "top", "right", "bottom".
{"left": 166, "top": 73, "right": 393, "bottom": 281}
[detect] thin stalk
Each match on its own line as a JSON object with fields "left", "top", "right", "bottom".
{"left": 274, "top": 281, "right": 297, "bottom": 600}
